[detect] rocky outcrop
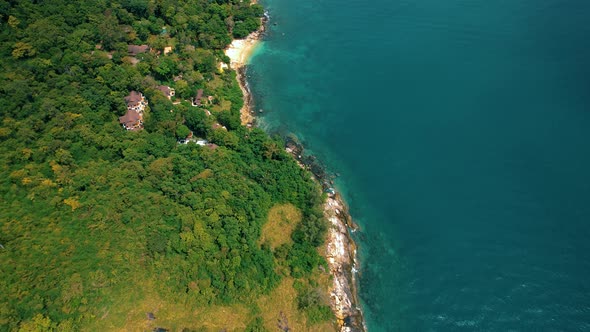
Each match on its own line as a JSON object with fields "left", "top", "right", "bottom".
{"left": 284, "top": 134, "right": 365, "bottom": 331}
{"left": 324, "top": 194, "right": 365, "bottom": 332}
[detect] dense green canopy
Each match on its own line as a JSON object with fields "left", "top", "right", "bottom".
{"left": 0, "top": 0, "right": 327, "bottom": 330}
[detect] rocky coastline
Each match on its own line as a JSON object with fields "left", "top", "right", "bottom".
{"left": 325, "top": 194, "right": 365, "bottom": 332}
{"left": 225, "top": 11, "right": 366, "bottom": 332}
{"left": 285, "top": 138, "right": 366, "bottom": 332}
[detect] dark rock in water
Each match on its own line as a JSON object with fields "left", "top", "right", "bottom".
{"left": 283, "top": 133, "right": 337, "bottom": 189}
{"left": 356, "top": 231, "right": 367, "bottom": 241}
{"left": 281, "top": 132, "right": 366, "bottom": 331}
{"left": 343, "top": 315, "right": 365, "bottom": 332}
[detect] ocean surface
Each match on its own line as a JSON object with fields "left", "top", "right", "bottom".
{"left": 247, "top": 0, "right": 590, "bottom": 330}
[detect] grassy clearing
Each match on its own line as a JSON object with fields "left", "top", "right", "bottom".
{"left": 84, "top": 277, "right": 335, "bottom": 332}
{"left": 207, "top": 75, "right": 225, "bottom": 90}
{"left": 211, "top": 99, "right": 232, "bottom": 112}
{"left": 82, "top": 203, "right": 336, "bottom": 331}
{"left": 257, "top": 277, "right": 336, "bottom": 332}
{"left": 260, "top": 203, "right": 302, "bottom": 249}
{"left": 84, "top": 279, "right": 250, "bottom": 332}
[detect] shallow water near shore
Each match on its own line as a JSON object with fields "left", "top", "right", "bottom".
{"left": 249, "top": 0, "right": 590, "bottom": 330}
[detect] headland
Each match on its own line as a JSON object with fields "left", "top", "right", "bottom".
{"left": 286, "top": 138, "right": 366, "bottom": 332}
{"left": 225, "top": 11, "right": 366, "bottom": 332}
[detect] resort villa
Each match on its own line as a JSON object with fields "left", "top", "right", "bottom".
{"left": 157, "top": 85, "right": 175, "bottom": 99}
{"left": 119, "top": 91, "right": 148, "bottom": 131}
{"left": 192, "top": 89, "right": 204, "bottom": 106}
{"left": 127, "top": 44, "right": 149, "bottom": 56}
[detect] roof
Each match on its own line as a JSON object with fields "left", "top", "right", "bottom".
{"left": 128, "top": 44, "right": 149, "bottom": 55}
{"left": 119, "top": 109, "right": 141, "bottom": 126}
{"left": 194, "top": 89, "right": 204, "bottom": 105}
{"left": 125, "top": 91, "right": 143, "bottom": 104}
{"left": 157, "top": 85, "right": 172, "bottom": 97}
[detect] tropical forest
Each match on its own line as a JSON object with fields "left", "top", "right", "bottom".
{"left": 0, "top": 0, "right": 334, "bottom": 330}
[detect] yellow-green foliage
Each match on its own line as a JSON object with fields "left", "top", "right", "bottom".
{"left": 0, "top": 0, "right": 330, "bottom": 330}
{"left": 211, "top": 99, "right": 233, "bottom": 112}
{"left": 85, "top": 278, "right": 336, "bottom": 332}
{"left": 261, "top": 203, "right": 302, "bottom": 249}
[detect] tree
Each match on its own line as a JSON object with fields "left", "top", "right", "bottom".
{"left": 174, "top": 79, "right": 192, "bottom": 99}
{"left": 154, "top": 56, "right": 178, "bottom": 79}
{"left": 185, "top": 108, "right": 211, "bottom": 137}
{"left": 97, "top": 10, "right": 124, "bottom": 50}
{"left": 17, "top": 314, "right": 56, "bottom": 332}
{"left": 12, "top": 42, "right": 36, "bottom": 59}
{"left": 176, "top": 124, "right": 190, "bottom": 139}
{"left": 0, "top": 0, "right": 332, "bottom": 328}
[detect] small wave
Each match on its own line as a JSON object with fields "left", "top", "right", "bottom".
{"left": 525, "top": 308, "right": 543, "bottom": 314}
{"left": 455, "top": 320, "right": 478, "bottom": 327}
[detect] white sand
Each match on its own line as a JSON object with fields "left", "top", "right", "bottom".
{"left": 225, "top": 32, "right": 261, "bottom": 69}
{"left": 225, "top": 29, "right": 263, "bottom": 125}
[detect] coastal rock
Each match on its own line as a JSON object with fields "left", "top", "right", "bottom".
{"left": 324, "top": 194, "right": 365, "bottom": 332}
{"left": 282, "top": 135, "right": 366, "bottom": 331}
{"left": 227, "top": 12, "right": 366, "bottom": 328}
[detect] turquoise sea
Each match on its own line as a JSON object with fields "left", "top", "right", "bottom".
{"left": 248, "top": 0, "right": 590, "bottom": 330}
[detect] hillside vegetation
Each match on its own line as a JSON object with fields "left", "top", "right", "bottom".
{"left": 0, "top": 0, "right": 332, "bottom": 330}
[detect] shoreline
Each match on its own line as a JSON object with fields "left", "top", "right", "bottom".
{"left": 286, "top": 139, "right": 366, "bottom": 332}
{"left": 224, "top": 19, "right": 266, "bottom": 127}
{"left": 225, "top": 12, "right": 366, "bottom": 332}
{"left": 325, "top": 193, "right": 365, "bottom": 332}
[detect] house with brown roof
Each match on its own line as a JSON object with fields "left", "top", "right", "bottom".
{"left": 120, "top": 91, "right": 148, "bottom": 131}
{"left": 157, "top": 85, "right": 175, "bottom": 99}
{"left": 119, "top": 109, "right": 143, "bottom": 131}
{"left": 125, "top": 91, "right": 148, "bottom": 113}
{"left": 192, "top": 89, "right": 204, "bottom": 106}
{"left": 128, "top": 44, "right": 149, "bottom": 56}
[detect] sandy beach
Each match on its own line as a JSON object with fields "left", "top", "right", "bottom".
{"left": 225, "top": 28, "right": 264, "bottom": 126}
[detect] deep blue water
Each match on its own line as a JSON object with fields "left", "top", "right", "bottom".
{"left": 248, "top": 0, "right": 590, "bottom": 330}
